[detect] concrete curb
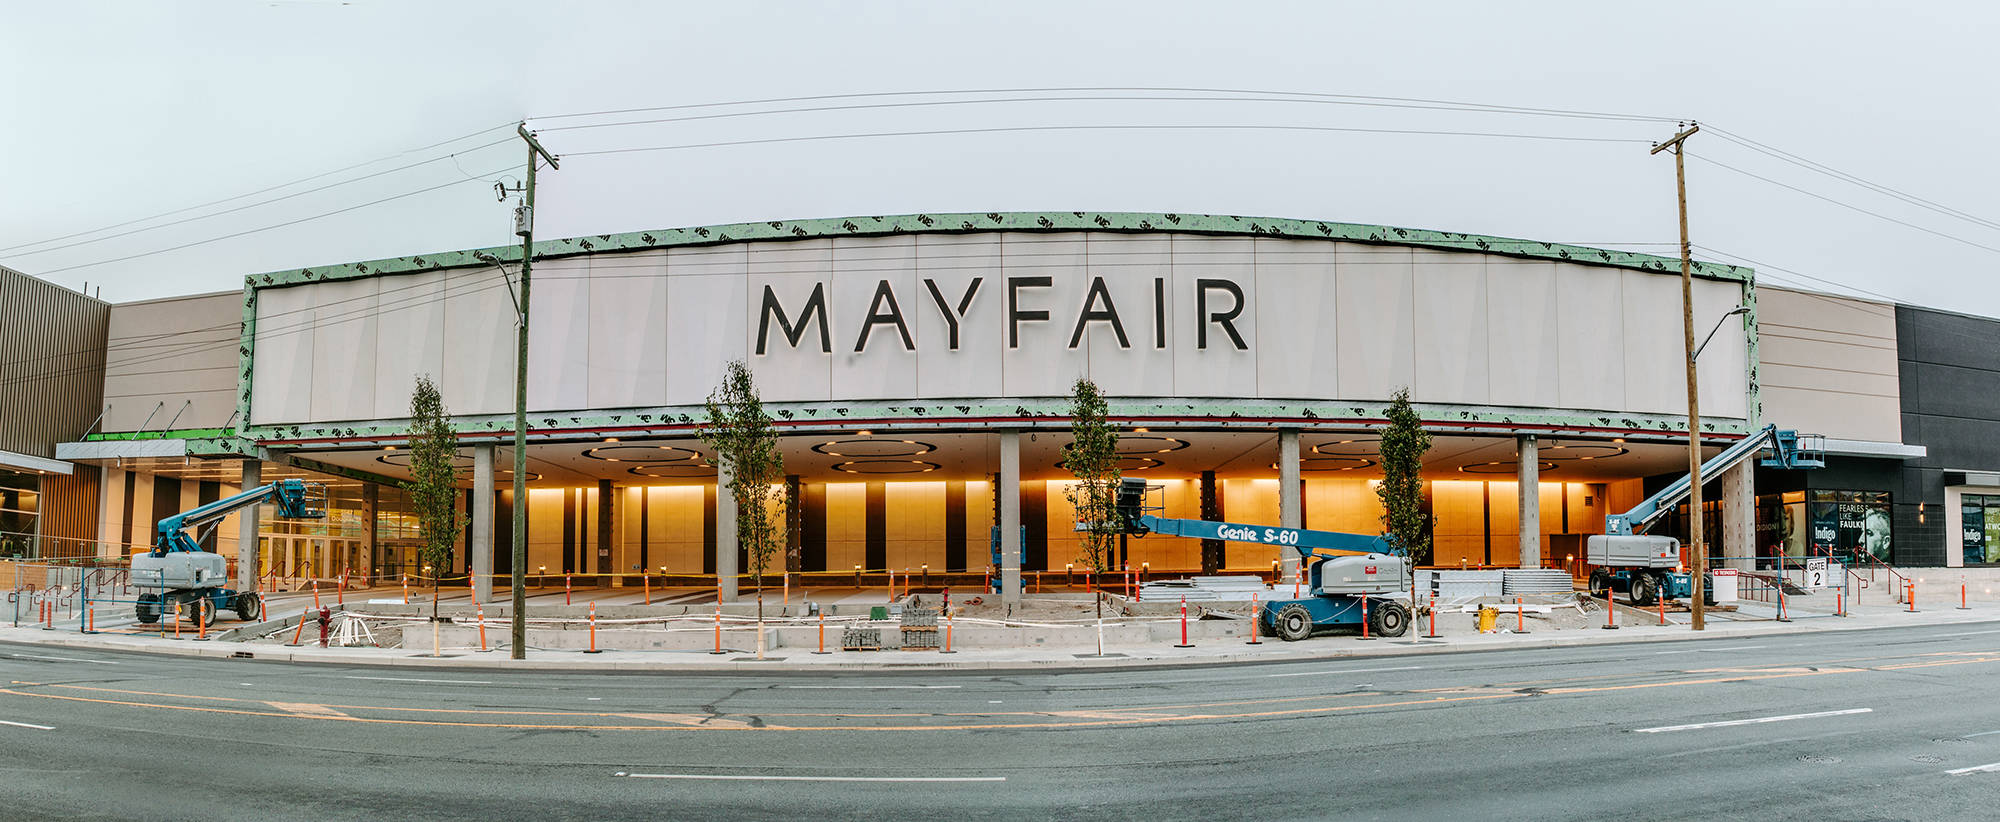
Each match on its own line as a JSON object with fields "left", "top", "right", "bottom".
{"left": 6, "top": 607, "right": 1996, "bottom": 673}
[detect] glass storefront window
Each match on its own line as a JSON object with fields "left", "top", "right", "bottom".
{"left": 1807, "top": 489, "right": 1892, "bottom": 564}
{"left": 0, "top": 471, "right": 39, "bottom": 558}
{"left": 1962, "top": 493, "right": 2000, "bottom": 565}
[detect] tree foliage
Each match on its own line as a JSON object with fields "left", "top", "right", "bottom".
{"left": 1061, "top": 377, "right": 1121, "bottom": 579}
{"left": 406, "top": 375, "right": 459, "bottom": 619}
{"left": 699, "top": 361, "right": 786, "bottom": 601}
{"left": 1375, "top": 387, "right": 1432, "bottom": 566}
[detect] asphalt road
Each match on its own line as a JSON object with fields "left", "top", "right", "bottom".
{"left": 4, "top": 623, "right": 2000, "bottom": 821}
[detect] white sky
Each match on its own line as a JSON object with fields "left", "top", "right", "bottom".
{"left": 4, "top": 1, "right": 1996, "bottom": 316}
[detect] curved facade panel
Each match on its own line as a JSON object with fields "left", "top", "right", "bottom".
{"left": 246, "top": 221, "right": 1751, "bottom": 429}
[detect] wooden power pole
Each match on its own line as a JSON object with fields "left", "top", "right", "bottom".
{"left": 510, "top": 125, "right": 558, "bottom": 659}
{"left": 1651, "top": 122, "right": 1705, "bottom": 631}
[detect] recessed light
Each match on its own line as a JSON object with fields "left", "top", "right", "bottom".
{"left": 605, "top": 437, "right": 619, "bottom": 443}
{"left": 1134, "top": 427, "right": 1149, "bottom": 433}
{"left": 857, "top": 430, "right": 873, "bottom": 436}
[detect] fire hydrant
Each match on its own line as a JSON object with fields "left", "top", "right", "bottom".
{"left": 317, "top": 607, "right": 332, "bottom": 647}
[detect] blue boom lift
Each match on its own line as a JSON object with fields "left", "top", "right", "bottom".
{"left": 130, "top": 478, "right": 326, "bottom": 626}
{"left": 1110, "top": 477, "right": 1413, "bottom": 639}
{"left": 1587, "top": 425, "right": 1822, "bottom": 605}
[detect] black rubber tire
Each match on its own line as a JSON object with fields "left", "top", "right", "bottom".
{"left": 187, "top": 596, "right": 214, "bottom": 628}
{"left": 1589, "top": 569, "right": 1610, "bottom": 598}
{"left": 1631, "top": 573, "right": 1657, "bottom": 606}
{"left": 134, "top": 593, "right": 160, "bottom": 625}
{"left": 235, "top": 593, "right": 262, "bottom": 623}
{"left": 1275, "top": 603, "right": 1314, "bottom": 641}
{"left": 1371, "top": 601, "right": 1411, "bottom": 638}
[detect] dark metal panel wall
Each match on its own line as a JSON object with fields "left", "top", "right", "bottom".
{"left": 0, "top": 266, "right": 109, "bottom": 457}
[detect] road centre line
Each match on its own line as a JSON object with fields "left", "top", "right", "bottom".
{"left": 1947, "top": 761, "right": 2000, "bottom": 775}
{"left": 617, "top": 772, "right": 1003, "bottom": 782}
{"left": 1964, "top": 730, "right": 2000, "bottom": 737}
{"left": 1268, "top": 665, "right": 1422, "bottom": 678}
{"left": 7, "top": 653, "right": 117, "bottom": 664}
{"left": 0, "top": 719, "right": 55, "bottom": 730}
{"left": 342, "top": 676, "right": 493, "bottom": 685}
{"left": 1930, "top": 629, "right": 2000, "bottom": 638}
{"left": 1633, "top": 708, "right": 1872, "bottom": 733}
{"left": 781, "top": 685, "right": 960, "bottom": 689}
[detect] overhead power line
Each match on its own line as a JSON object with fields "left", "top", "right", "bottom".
{"left": 564, "top": 122, "right": 1652, "bottom": 159}
{"left": 1704, "top": 126, "right": 2000, "bottom": 235}
{"left": 0, "top": 122, "right": 517, "bottom": 257}
{"left": 1690, "top": 154, "right": 2000, "bottom": 257}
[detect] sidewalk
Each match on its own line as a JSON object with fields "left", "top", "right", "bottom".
{"left": 5, "top": 591, "right": 1996, "bottom": 672}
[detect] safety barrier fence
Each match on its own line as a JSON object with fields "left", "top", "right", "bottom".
{"left": 1708, "top": 555, "right": 1849, "bottom": 621}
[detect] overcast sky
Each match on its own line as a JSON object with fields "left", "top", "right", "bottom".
{"left": 4, "top": 1, "right": 1997, "bottom": 318}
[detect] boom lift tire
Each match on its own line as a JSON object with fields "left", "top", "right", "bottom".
{"left": 135, "top": 593, "right": 161, "bottom": 625}
{"left": 234, "top": 592, "right": 262, "bottom": 622}
{"left": 187, "top": 596, "right": 215, "bottom": 628}
{"left": 1370, "top": 600, "right": 1411, "bottom": 637}
{"left": 1589, "top": 569, "right": 1611, "bottom": 598}
{"left": 1275, "top": 604, "right": 1314, "bottom": 641}
{"left": 1631, "top": 573, "right": 1657, "bottom": 606}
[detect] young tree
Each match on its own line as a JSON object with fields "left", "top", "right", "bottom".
{"left": 1061, "top": 377, "right": 1120, "bottom": 622}
{"left": 698, "top": 360, "right": 785, "bottom": 659}
{"left": 1375, "top": 388, "right": 1432, "bottom": 612}
{"left": 406, "top": 376, "right": 460, "bottom": 640}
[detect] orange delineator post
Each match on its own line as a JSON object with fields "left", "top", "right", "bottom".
{"left": 1293, "top": 567, "right": 1302, "bottom": 599}
{"left": 565, "top": 574, "right": 573, "bottom": 606}
{"left": 1172, "top": 596, "right": 1194, "bottom": 648}
{"left": 86, "top": 605, "right": 94, "bottom": 634}
{"left": 584, "top": 602, "right": 601, "bottom": 654}
{"left": 173, "top": 603, "right": 183, "bottom": 639}
{"left": 402, "top": 575, "right": 410, "bottom": 605}
{"left": 197, "top": 603, "right": 208, "bottom": 640}
{"left": 1246, "top": 593, "right": 1262, "bottom": 645}
{"left": 1423, "top": 593, "right": 1443, "bottom": 638}
{"left": 288, "top": 608, "right": 307, "bottom": 645}
{"left": 709, "top": 603, "right": 725, "bottom": 655}
{"left": 1961, "top": 582, "right": 1970, "bottom": 610}
{"left": 1658, "top": 593, "right": 1666, "bottom": 626}
{"left": 1516, "top": 596, "right": 1530, "bottom": 634}
{"left": 476, "top": 605, "right": 488, "bottom": 651}
{"left": 312, "top": 580, "right": 321, "bottom": 610}
{"left": 1359, "top": 596, "right": 1372, "bottom": 640}
{"left": 814, "top": 610, "right": 828, "bottom": 654}
{"left": 643, "top": 574, "right": 651, "bottom": 606}
{"left": 1603, "top": 586, "right": 1618, "bottom": 630}
{"left": 1908, "top": 581, "right": 1917, "bottom": 612}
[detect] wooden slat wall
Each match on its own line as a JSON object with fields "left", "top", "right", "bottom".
{"left": 38, "top": 471, "right": 99, "bottom": 559}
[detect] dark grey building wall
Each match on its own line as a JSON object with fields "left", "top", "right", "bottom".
{"left": 1893, "top": 304, "right": 2000, "bottom": 566}
{"left": 0, "top": 266, "right": 109, "bottom": 458}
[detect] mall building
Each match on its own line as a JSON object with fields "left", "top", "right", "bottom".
{"left": 5, "top": 212, "right": 1994, "bottom": 602}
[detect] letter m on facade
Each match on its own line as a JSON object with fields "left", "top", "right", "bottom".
{"left": 757, "top": 283, "right": 831, "bottom": 354}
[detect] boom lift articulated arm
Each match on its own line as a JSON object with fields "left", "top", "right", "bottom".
{"left": 153, "top": 478, "right": 325, "bottom": 557}
{"left": 1605, "top": 424, "right": 1823, "bottom": 536}
{"left": 1110, "top": 477, "right": 1400, "bottom": 559}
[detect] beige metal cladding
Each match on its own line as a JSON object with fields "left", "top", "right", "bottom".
{"left": 1753, "top": 285, "right": 1901, "bottom": 443}
{"left": 99, "top": 292, "right": 240, "bottom": 433}
{"left": 0, "top": 266, "right": 109, "bottom": 458}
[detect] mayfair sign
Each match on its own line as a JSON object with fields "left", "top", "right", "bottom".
{"left": 755, "top": 276, "right": 1251, "bottom": 355}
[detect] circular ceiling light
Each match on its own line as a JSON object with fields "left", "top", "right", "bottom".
{"left": 582, "top": 444, "right": 704, "bottom": 463}
{"left": 1538, "top": 444, "right": 1630, "bottom": 461}
{"left": 1290, "top": 456, "right": 1378, "bottom": 472}
{"left": 813, "top": 439, "right": 937, "bottom": 458}
{"left": 493, "top": 469, "right": 543, "bottom": 481}
{"left": 375, "top": 451, "right": 474, "bottom": 468}
{"left": 1458, "top": 460, "right": 1557, "bottom": 474}
{"left": 1115, "top": 435, "right": 1189, "bottom": 455}
{"left": 1310, "top": 438, "right": 1380, "bottom": 456}
{"left": 831, "top": 460, "right": 942, "bottom": 475}
{"left": 627, "top": 463, "right": 716, "bottom": 479}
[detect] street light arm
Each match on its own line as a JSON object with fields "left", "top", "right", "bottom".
{"left": 1693, "top": 306, "right": 1751, "bottom": 361}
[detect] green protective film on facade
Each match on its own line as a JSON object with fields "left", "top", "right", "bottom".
{"left": 231, "top": 211, "right": 1758, "bottom": 445}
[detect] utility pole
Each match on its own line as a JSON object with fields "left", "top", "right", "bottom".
{"left": 1651, "top": 122, "right": 1705, "bottom": 631}
{"left": 510, "top": 124, "right": 558, "bottom": 659}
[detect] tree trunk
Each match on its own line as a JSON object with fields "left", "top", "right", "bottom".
{"left": 755, "top": 574, "right": 766, "bottom": 660}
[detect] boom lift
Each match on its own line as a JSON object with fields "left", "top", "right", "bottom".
{"left": 1110, "top": 478, "right": 1413, "bottom": 639}
{"left": 131, "top": 478, "right": 326, "bottom": 627}
{"left": 1587, "top": 425, "right": 1822, "bottom": 605}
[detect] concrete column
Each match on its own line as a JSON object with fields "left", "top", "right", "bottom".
{"left": 472, "top": 445, "right": 494, "bottom": 603}
{"left": 1279, "top": 429, "right": 1303, "bottom": 576}
{"left": 361, "top": 483, "right": 379, "bottom": 578}
{"left": 1720, "top": 458, "right": 1755, "bottom": 567}
{"left": 1200, "top": 471, "right": 1223, "bottom": 574}
{"left": 716, "top": 460, "right": 739, "bottom": 602}
{"left": 999, "top": 431, "right": 1022, "bottom": 608}
{"left": 1517, "top": 435, "right": 1540, "bottom": 569}
{"left": 597, "top": 479, "right": 614, "bottom": 581}
{"left": 235, "top": 460, "right": 260, "bottom": 593}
